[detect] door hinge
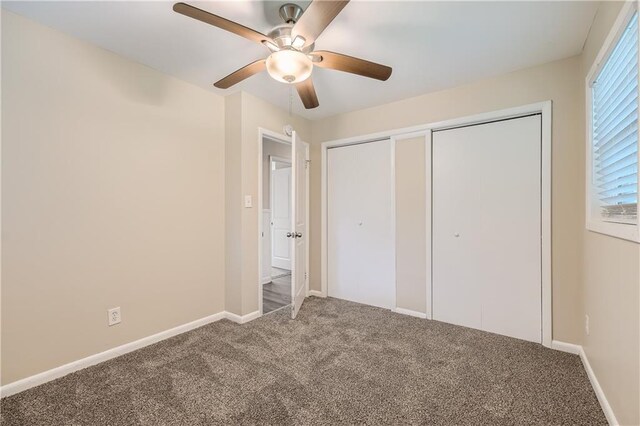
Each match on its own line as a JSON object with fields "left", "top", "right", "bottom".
{"left": 305, "top": 159, "right": 310, "bottom": 169}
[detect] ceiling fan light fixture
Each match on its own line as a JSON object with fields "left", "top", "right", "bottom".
{"left": 266, "top": 49, "right": 313, "bottom": 84}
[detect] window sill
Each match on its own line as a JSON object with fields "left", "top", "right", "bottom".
{"left": 587, "top": 220, "right": 640, "bottom": 243}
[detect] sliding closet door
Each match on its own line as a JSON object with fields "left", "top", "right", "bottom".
{"left": 327, "top": 140, "right": 395, "bottom": 309}
{"left": 432, "top": 115, "right": 541, "bottom": 343}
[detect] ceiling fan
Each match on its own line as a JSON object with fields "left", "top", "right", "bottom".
{"left": 173, "top": 1, "right": 392, "bottom": 109}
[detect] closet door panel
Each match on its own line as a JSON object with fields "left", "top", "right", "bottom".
{"left": 432, "top": 129, "right": 483, "bottom": 330}
{"left": 477, "top": 116, "right": 541, "bottom": 342}
{"left": 328, "top": 144, "right": 362, "bottom": 304}
{"left": 432, "top": 115, "right": 542, "bottom": 343}
{"left": 327, "top": 140, "right": 395, "bottom": 309}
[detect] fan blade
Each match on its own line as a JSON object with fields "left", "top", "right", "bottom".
{"left": 173, "top": 3, "right": 274, "bottom": 46}
{"left": 292, "top": 0, "right": 349, "bottom": 45}
{"left": 312, "top": 50, "right": 392, "bottom": 81}
{"left": 214, "top": 59, "right": 266, "bottom": 89}
{"left": 296, "top": 78, "right": 320, "bottom": 109}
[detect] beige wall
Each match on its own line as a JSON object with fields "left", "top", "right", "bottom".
{"left": 308, "top": 142, "right": 323, "bottom": 293}
{"left": 224, "top": 92, "right": 311, "bottom": 315}
{"left": 224, "top": 93, "right": 243, "bottom": 314}
{"left": 1, "top": 11, "right": 226, "bottom": 384}
{"left": 580, "top": 2, "right": 639, "bottom": 425}
{"left": 3, "top": 7, "right": 638, "bottom": 423}
{"left": 395, "top": 137, "right": 427, "bottom": 314}
{"left": 312, "top": 55, "right": 584, "bottom": 343}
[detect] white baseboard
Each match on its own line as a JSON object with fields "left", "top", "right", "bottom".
{"left": 309, "top": 290, "right": 325, "bottom": 297}
{"left": 578, "top": 346, "right": 619, "bottom": 425}
{"left": 224, "top": 310, "right": 261, "bottom": 324}
{"left": 551, "top": 340, "right": 581, "bottom": 355}
{"left": 271, "top": 259, "right": 291, "bottom": 270}
{"left": 0, "top": 310, "right": 227, "bottom": 398}
{"left": 0, "top": 309, "right": 266, "bottom": 398}
{"left": 393, "top": 307, "right": 428, "bottom": 319}
{"left": 551, "top": 340, "right": 618, "bottom": 425}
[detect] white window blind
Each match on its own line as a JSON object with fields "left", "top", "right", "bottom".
{"left": 592, "top": 12, "right": 638, "bottom": 224}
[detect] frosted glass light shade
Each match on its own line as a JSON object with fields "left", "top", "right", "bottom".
{"left": 266, "top": 50, "right": 313, "bottom": 84}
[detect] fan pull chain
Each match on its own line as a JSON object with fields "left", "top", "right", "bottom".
{"left": 288, "top": 85, "right": 293, "bottom": 117}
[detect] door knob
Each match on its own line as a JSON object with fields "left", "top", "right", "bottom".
{"left": 454, "top": 233, "right": 460, "bottom": 238}
{"left": 286, "top": 232, "right": 293, "bottom": 238}
{"left": 295, "top": 232, "right": 303, "bottom": 238}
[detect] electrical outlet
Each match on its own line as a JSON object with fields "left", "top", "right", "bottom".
{"left": 585, "top": 314, "right": 590, "bottom": 336}
{"left": 108, "top": 307, "right": 121, "bottom": 326}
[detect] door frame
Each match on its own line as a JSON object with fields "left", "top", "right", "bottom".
{"left": 320, "top": 101, "right": 552, "bottom": 347}
{"left": 269, "top": 155, "right": 292, "bottom": 271}
{"left": 258, "top": 128, "right": 310, "bottom": 316}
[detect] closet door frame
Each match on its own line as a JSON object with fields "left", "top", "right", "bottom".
{"left": 320, "top": 101, "right": 552, "bottom": 347}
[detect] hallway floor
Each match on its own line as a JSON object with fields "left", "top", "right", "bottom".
{"left": 263, "top": 271, "right": 291, "bottom": 314}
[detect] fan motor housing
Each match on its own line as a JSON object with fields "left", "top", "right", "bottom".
{"left": 268, "top": 24, "right": 314, "bottom": 53}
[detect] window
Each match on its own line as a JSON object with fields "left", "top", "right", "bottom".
{"left": 587, "top": 4, "right": 639, "bottom": 242}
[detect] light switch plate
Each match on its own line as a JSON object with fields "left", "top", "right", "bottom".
{"left": 244, "top": 195, "right": 253, "bottom": 208}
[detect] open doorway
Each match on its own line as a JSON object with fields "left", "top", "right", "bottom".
{"left": 261, "top": 138, "right": 292, "bottom": 314}
{"left": 259, "top": 129, "right": 310, "bottom": 318}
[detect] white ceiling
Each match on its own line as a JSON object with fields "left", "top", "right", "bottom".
{"left": 3, "top": 1, "right": 600, "bottom": 120}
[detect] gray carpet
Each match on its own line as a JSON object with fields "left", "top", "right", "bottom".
{"left": 1, "top": 297, "right": 605, "bottom": 425}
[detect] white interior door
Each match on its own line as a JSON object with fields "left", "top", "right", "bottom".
{"left": 432, "top": 115, "right": 542, "bottom": 343}
{"left": 291, "top": 131, "right": 309, "bottom": 319}
{"left": 327, "top": 139, "right": 395, "bottom": 309}
{"left": 271, "top": 163, "right": 291, "bottom": 270}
